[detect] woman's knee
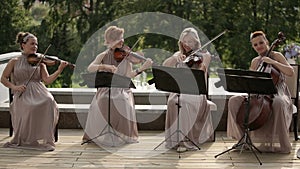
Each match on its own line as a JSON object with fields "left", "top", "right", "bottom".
{"left": 272, "top": 96, "right": 284, "bottom": 106}
{"left": 228, "top": 95, "right": 244, "bottom": 108}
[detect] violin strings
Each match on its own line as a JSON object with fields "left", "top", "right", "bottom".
{"left": 19, "top": 44, "right": 52, "bottom": 97}
{"left": 124, "top": 37, "right": 142, "bottom": 58}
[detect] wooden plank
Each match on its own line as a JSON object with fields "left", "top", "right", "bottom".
{"left": 1, "top": 129, "right": 300, "bottom": 168}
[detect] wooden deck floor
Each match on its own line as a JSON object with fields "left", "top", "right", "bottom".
{"left": 0, "top": 128, "right": 300, "bottom": 169}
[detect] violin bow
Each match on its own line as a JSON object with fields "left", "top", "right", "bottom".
{"left": 184, "top": 30, "right": 227, "bottom": 61}
{"left": 124, "top": 37, "right": 142, "bottom": 58}
{"left": 19, "top": 44, "right": 52, "bottom": 97}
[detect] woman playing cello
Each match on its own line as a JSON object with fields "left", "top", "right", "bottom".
{"left": 227, "top": 31, "right": 294, "bottom": 153}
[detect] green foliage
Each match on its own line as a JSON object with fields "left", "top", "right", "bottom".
{"left": 30, "top": 2, "right": 49, "bottom": 23}
{"left": 0, "top": 0, "right": 299, "bottom": 87}
{"left": 0, "top": 0, "right": 32, "bottom": 52}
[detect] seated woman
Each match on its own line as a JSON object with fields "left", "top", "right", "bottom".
{"left": 162, "top": 27, "right": 214, "bottom": 152}
{"left": 227, "top": 31, "right": 294, "bottom": 153}
{"left": 1, "top": 32, "right": 68, "bottom": 151}
{"left": 82, "top": 26, "right": 153, "bottom": 146}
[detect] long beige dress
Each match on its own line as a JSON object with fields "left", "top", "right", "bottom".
{"left": 227, "top": 58, "right": 293, "bottom": 153}
{"left": 83, "top": 49, "right": 138, "bottom": 146}
{"left": 3, "top": 54, "right": 59, "bottom": 151}
{"left": 164, "top": 54, "right": 214, "bottom": 150}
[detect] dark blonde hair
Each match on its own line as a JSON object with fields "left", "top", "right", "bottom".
{"left": 104, "top": 26, "right": 124, "bottom": 47}
{"left": 15, "top": 32, "right": 37, "bottom": 50}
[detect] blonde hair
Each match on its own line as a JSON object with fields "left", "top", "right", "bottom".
{"left": 104, "top": 26, "right": 124, "bottom": 47}
{"left": 178, "top": 27, "right": 201, "bottom": 53}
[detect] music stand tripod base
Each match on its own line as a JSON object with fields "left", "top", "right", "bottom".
{"left": 214, "top": 68, "right": 277, "bottom": 165}
{"left": 81, "top": 72, "right": 136, "bottom": 146}
{"left": 151, "top": 66, "right": 206, "bottom": 157}
{"left": 81, "top": 118, "right": 127, "bottom": 147}
{"left": 214, "top": 127, "right": 262, "bottom": 165}
{"left": 153, "top": 94, "right": 201, "bottom": 149}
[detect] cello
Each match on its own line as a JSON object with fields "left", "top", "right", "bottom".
{"left": 236, "top": 32, "right": 286, "bottom": 131}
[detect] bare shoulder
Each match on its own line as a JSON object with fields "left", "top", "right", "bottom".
{"left": 272, "top": 51, "right": 285, "bottom": 59}
{"left": 97, "top": 51, "right": 106, "bottom": 57}
{"left": 250, "top": 56, "right": 260, "bottom": 70}
{"left": 1, "top": 57, "right": 20, "bottom": 76}
{"left": 251, "top": 56, "right": 260, "bottom": 64}
{"left": 7, "top": 57, "right": 19, "bottom": 66}
{"left": 95, "top": 51, "right": 106, "bottom": 61}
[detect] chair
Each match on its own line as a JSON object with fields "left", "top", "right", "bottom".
{"left": 8, "top": 81, "right": 59, "bottom": 142}
{"left": 285, "top": 63, "right": 300, "bottom": 141}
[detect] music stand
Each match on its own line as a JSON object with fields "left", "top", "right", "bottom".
{"left": 81, "top": 71, "right": 135, "bottom": 146}
{"left": 214, "top": 68, "right": 277, "bottom": 165}
{"left": 150, "top": 66, "right": 207, "bottom": 157}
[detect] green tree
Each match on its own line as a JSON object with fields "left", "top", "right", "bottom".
{"left": 1, "top": 0, "right": 299, "bottom": 87}
{"left": 0, "top": 0, "right": 32, "bottom": 53}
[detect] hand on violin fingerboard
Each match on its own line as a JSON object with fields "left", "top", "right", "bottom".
{"left": 140, "top": 58, "right": 153, "bottom": 71}
{"left": 58, "top": 61, "right": 69, "bottom": 72}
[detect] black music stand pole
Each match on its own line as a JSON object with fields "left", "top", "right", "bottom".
{"left": 81, "top": 72, "right": 135, "bottom": 146}
{"left": 150, "top": 66, "right": 207, "bottom": 157}
{"left": 214, "top": 69, "right": 277, "bottom": 165}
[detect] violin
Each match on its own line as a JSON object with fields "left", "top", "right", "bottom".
{"left": 182, "top": 30, "right": 227, "bottom": 68}
{"left": 114, "top": 45, "right": 147, "bottom": 62}
{"left": 27, "top": 53, "right": 76, "bottom": 69}
{"left": 183, "top": 50, "right": 203, "bottom": 67}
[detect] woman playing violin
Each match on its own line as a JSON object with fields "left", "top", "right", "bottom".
{"left": 0, "top": 32, "right": 68, "bottom": 151}
{"left": 163, "top": 27, "right": 214, "bottom": 152}
{"left": 227, "top": 31, "right": 294, "bottom": 153}
{"left": 82, "top": 26, "right": 153, "bottom": 146}
{"left": 164, "top": 28, "right": 211, "bottom": 71}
